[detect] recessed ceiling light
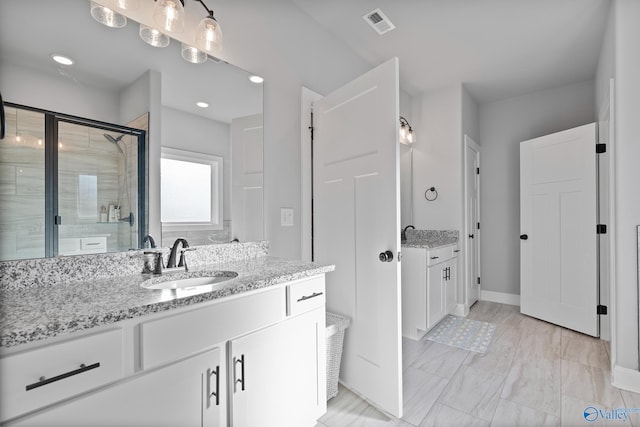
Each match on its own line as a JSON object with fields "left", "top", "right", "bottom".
{"left": 249, "top": 75, "right": 263, "bottom": 84}
{"left": 51, "top": 54, "right": 74, "bottom": 66}
{"left": 196, "top": 101, "right": 209, "bottom": 108}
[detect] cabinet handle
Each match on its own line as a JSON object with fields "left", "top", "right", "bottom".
{"left": 233, "top": 355, "right": 245, "bottom": 393}
{"left": 25, "top": 363, "right": 100, "bottom": 391}
{"left": 297, "top": 292, "right": 323, "bottom": 302}
{"left": 430, "top": 256, "right": 439, "bottom": 260}
{"left": 453, "top": 249, "right": 460, "bottom": 253}
{"left": 206, "top": 366, "right": 220, "bottom": 407}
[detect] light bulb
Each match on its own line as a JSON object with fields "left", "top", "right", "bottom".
{"left": 195, "top": 16, "right": 223, "bottom": 54}
{"left": 153, "top": 0, "right": 185, "bottom": 33}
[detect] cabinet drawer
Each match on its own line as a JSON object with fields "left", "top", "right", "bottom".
{"left": 287, "top": 276, "right": 326, "bottom": 316}
{"left": 140, "top": 287, "right": 286, "bottom": 369}
{"left": 426, "top": 245, "right": 455, "bottom": 266}
{"left": 0, "top": 329, "right": 123, "bottom": 423}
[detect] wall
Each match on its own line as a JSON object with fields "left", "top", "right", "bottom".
{"left": 478, "top": 80, "right": 595, "bottom": 296}
{"left": 613, "top": 0, "right": 640, "bottom": 371}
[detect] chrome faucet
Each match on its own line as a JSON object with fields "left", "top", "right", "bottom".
{"left": 167, "top": 238, "right": 190, "bottom": 270}
{"left": 401, "top": 225, "right": 415, "bottom": 242}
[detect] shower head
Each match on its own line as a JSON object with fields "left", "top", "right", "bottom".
{"left": 104, "top": 133, "right": 126, "bottom": 156}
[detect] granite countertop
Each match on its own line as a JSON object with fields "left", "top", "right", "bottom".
{"left": 0, "top": 256, "right": 334, "bottom": 348}
{"left": 401, "top": 229, "right": 459, "bottom": 249}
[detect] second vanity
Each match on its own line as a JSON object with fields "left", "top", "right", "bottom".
{"left": 0, "top": 242, "right": 334, "bottom": 427}
{"left": 401, "top": 230, "right": 460, "bottom": 340}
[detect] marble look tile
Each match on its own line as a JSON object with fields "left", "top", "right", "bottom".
{"left": 561, "top": 359, "right": 624, "bottom": 408}
{"left": 561, "top": 335, "right": 610, "bottom": 371}
{"left": 516, "top": 324, "right": 562, "bottom": 360}
{"left": 320, "top": 384, "right": 370, "bottom": 427}
{"left": 402, "top": 367, "right": 449, "bottom": 426}
{"left": 501, "top": 351, "right": 561, "bottom": 416}
{"left": 467, "top": 301, "right": 501, "bottom": 322}
{"left": 349, "top": 405, "right": 414, "bottom": 427}
{"left": 522, "top": 315, "right": 561, "bottom": 337}
{"left": 464, "top": 324, "right": 519, "bottom": 374}
{"left": 420, "top": 403, "right": 489, "bottom": 427}
{"left": 437, "top": 365, "right": 506, "bottom": 421}
{"left": 492, "top": 305, "right": 527, "bottom": 329}
{"left": 491, "top": 399, "right": 560, "bottom": 427}
{"left": 410, "top": 342, "right": 469, "bottom": 379}
{"left": 620, "top": 388, "right": 640, "bottom": 427}
{"left": 402, "top": 336, "right": 432, "bottom": 370}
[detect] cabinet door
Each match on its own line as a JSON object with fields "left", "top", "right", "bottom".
{"left": 445, "top": 259, "right": 457, "bottom": 314}
{"left": 7, "top": 348, "right": 223, "bottom": 427}
{"left": 427, "top": 265, "right": 445, "bottom": 329}
{"left": 229, "top": 308, "right": 324, "bottom": 427}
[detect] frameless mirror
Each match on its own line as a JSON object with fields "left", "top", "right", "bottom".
{"left": 0, "top": 0, "right": 264, "bottom": 261}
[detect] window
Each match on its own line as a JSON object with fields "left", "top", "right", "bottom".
{"left": 161, "top": 147, "right": 223, "bottom": 231}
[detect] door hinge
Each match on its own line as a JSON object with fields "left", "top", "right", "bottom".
{"left": 477, "top": 277, "right": 480, "bottom": 285}
{"left": 476, "top": 167, "right": 480, "bottom": 175}
{"left": 54, "top": 215, "right": 62, "bottom": 225}
{"left": 597, "top": 224, "right": 607, "bottom": 234}
{"left": 477, "top": 222, "right": 480, "bottom": 230}
{"left": 397, "top": 251, "right": 402, "bottom": 262}
{"left": 596, "top": 143, "right": 607, "bottom": 154}
{"left": 597, "top": 305, "right": 608, "bottom": 315}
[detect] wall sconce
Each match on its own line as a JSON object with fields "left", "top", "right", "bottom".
{"left": 90, "top": 0, "right": 223, "bottom": 62}
{"left": 399, "top": 116, "right": 415, "bottom": 145}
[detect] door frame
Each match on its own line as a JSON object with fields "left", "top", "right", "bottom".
{"left": 463, "top": 135, "right": 481, "bottom": 313}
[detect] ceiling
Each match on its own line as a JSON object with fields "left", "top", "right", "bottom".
{"left": 290, "top": 0, "right": 611, "bottom": 104}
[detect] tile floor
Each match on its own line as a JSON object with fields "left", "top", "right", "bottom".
{"left": 316, "top": 301, "right": 640, "bottom": 427}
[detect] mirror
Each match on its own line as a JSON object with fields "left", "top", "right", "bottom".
{"left": 0, "top": 0, "right": 264, "bottom": 260}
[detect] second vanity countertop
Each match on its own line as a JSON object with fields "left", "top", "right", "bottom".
{"left": 401, "top": 229, "right": 459, "bottom": 249}
{"left": 0, "top": 256, "right": 334, "bottom": 349}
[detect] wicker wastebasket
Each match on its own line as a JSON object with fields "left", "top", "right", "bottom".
{"left": 326, "top": 312, "right": 350, "bottom": 400}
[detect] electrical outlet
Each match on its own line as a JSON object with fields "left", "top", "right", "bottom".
{"left": 280, "top": 208, "right": 294, "bottom": 227}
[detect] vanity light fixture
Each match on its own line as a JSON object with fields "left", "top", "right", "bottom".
{"left": 249, "top": 75, "right": 264, "bottom": 84}
{"left": 51, "top": 54, "right": 74, "bottom": 66}
{"left": 196, "top": 101, "right": 209, "bottom": 108}
{"left": 399, "top": 116, "right": 415, "bottom": 145}
{"left": 90, "top": 0, "right": 223, "bottom": 62}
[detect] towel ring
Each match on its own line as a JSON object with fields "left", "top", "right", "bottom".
{"left": 425, "top": 187, "right": 438, "bottom": 201}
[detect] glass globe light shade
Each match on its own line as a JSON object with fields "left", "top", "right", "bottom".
{"left": 181, "top": 43, "right": 207, "bottom": 64}
{"left": 140, "top": 24, "right": 170, "bottom": 48}
{"left": 153, "top": 0, "right": 185, "bottom": 33}
{"left": 90, "top": 1, "right": 127, "bottom": 28}
{"left": 110, "top": 0, "right": 139, "bottom": 10}
{"left": 195, "top": 16, "right": 223, "bottom": 54}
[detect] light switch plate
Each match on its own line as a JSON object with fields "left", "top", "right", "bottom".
{"left": 280, "top": 208, "right": 294, "bottom": 227}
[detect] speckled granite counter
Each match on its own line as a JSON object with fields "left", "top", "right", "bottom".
{"left": 0, "top": 255, "right": 334, "bottom": 348}
{"left": 401, "top": 229, "right": 459, "bottom": 249}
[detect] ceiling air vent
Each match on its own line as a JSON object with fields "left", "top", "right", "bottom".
{"left": 363, "top": 8, "right": 395, "bottom": 35}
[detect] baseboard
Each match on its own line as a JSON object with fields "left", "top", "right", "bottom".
{"left": 480, "top": 290, "right": 520, "bottom": 306}
{"left": 613, "top": 365, "right": 640, "bottom": 393}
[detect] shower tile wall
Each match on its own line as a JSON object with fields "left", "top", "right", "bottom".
{"left": 0, "top": 107, "right": 45, "bottom": 260}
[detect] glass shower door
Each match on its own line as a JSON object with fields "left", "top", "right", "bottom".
{"left": 57, "top": 121, "right": 139, "bottom": 255}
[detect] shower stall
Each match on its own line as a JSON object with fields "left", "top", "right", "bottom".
{"left": 0, "top": 104, "right": 146, "bottom": 261}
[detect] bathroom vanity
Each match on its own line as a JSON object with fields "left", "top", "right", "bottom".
{"left": 401, "top": 230, "right": 459, "bottom": 340}
{"left": 0, "top": 243, "right": 333, "bottom": 427}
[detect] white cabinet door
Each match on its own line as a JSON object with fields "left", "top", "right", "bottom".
{"left": 444, "top": 259, "right": 457, "bottom": 314}
{"left": 427, "top": 265, "right": 445, "bottom": 330}
{"left": 229, "top": 308, "right": 324, "bottom": 427}
{"left": 8, "top": 348, "right": 223, "bottom": 427}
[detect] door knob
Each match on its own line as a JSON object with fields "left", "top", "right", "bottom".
{"left": 379, "top": 251, "right": 394, "bottom": 262}
{"left": 468, "top": 234, "right": 474, "bottom": 239}
{"left": 520, "top": 234, "right": 528, "bottom": 240}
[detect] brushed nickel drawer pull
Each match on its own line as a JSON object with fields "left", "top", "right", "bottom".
{"left": 297, "top": 292, "right": 323, "bottom": 302}
{"left": 206, "top": 366, "right": 220, "bottom": 407}
{"left": 26, "top": 362, "right": 100, "bottom": 391}
{"left": 233, "top": 355, "right": 245, "bottom": 393}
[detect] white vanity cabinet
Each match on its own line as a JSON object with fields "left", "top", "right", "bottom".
{"left": 402, "top": 244, "right": 458, "bottom": 340}
{"left": 1, "top": 275, "right": 327, "bottom": 427}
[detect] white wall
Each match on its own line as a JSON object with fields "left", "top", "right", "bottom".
{"left": 613, "top": 0, "right": 640, "bottom": 371}
{"left": 478, "top": 80, "right": 595, "bottom": 295}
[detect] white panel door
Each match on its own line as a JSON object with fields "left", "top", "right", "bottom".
{"left": 313, "top": 58, "right": 402, "bottom": 417}
{"left": 231, "top": 114, "right": 264, "bottom": 242}
{"left": 520, "top": 123, "right": 598, "bottom": 336}
{"left": 464, "top": 136, "right": 480, "bottom": 306}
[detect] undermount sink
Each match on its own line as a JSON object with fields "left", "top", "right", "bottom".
{"left": 141, "top": 271, "right": 238, "bottom": 297}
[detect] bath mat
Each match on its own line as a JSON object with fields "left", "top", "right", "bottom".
{"left": 425, "top": 315, "right": 496, "bottom": 353}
